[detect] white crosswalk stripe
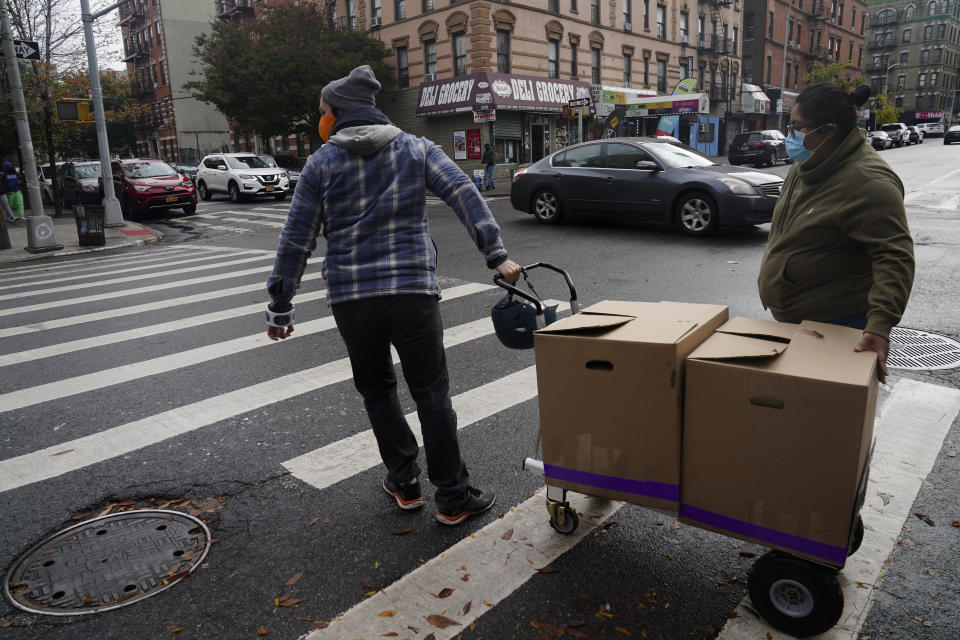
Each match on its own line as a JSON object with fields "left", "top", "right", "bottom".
{"left": 0, "top": 243, "right": 956, "bottom": 640}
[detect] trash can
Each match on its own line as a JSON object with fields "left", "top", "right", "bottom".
{"left": 74, "top": 204, "right": 105, "bottom": 247}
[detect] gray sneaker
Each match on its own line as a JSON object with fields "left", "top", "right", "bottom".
{"left": 435, "top": 487, "right": 496, "bottom": 526}
{"left": 382, "top": 476, "right": 425, "bottom": 511}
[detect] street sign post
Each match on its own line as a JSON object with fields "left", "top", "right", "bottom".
{"left": 568, "top": 98, "right": 592, "bottom": 143}
{"left": 0, "top": 39, "right": 41, "bottom": 59}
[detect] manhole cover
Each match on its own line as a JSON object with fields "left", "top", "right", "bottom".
{"left": 889, "top": 327, "right": 960, "bottom": 371}
{"left": 4, "top": 509, "right": 210, "bottom": 616}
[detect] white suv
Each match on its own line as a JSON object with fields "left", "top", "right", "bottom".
{"left": 879, "top": 123, "right": 909, "bottom": 147}
{"left": 195, "top": 152, "right": 290, "bottom": 203}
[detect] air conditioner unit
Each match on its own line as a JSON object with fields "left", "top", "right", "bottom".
{"left": 425, "top": 72, "right": 438, "bottom": 81}
{"left": 625, "top": 21, "right": 632, "bottom": 30}
{"left": 789, "top": 40, "right": 796, "bottom": 47}
{"left": 370, "top": 16, "right": 381, "bottom": 28}
{"left": 681, "top": 34, "right": 690, "bottom": 43}
{"left": 153, "top": 82, "right": 158, "bottom": 89}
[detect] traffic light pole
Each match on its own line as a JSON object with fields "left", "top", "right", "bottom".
{"left": 0, "top": 0, "right": 62, "bottom": 252}
{"left": 81, "top": 0, "right": 129, "bottom": 227}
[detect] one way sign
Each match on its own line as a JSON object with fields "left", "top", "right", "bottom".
{"left": 2, "top": 40, "right": 41, "bottom": 60}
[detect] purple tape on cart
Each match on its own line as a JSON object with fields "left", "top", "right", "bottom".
{"left": 543, "top": 464, "right": 679, "bottom": 501}
{"left": 679, "top": 504, "right": 848, "bottom": 565}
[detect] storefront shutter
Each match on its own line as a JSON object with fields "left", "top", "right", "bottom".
{"left": 492, "top": 111, "right": 523, "bottom": 139}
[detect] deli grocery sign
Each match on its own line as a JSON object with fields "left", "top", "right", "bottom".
{"left": 416, "top": 72, "right": 592, "bottom": 116}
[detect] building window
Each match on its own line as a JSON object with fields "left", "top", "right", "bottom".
{"left": 422, "top": 0, "right": 433, "bottom": 10}
{"left": 921, "top": 49, "right": 929, "bottom": 63}
{"left": 923, "top": 25, "right": 932, "bottom": 40}
{"left": 549, "top": 0, "right": 559, "bottom": 12}
{"left": 900, "top": 51, "right": 908, "bottom": 65}
{"left": 931, "top": 71, "right": 938, "bottom": 85}
{"left": 680, "top": 11, "right": 689, "bottom": 41}
{"left": 548, "top": 39, "right": 559, "bottom": 78}
{"left": 766, "top": 54, "right": 772, "bottom": 83}
{"left": 794, "top": 63, "right": 799, "bottom": 87}
{"left": 838, "top": 2, "right": 844, "bottom": 23}
{"left": 424, "top": 39, "right": 437, "bottom": 76}
{"left": 698, "top": 16, "right": 704, "bottom": 44}
{"left": 857, "top": 46, "right": 862, "bottom": 66}
{"left": 624, "top": 53, "right": 632, "bottom": 86}
{"left": 656, "top": 4, "right": 665, "bottom": 37}
{"left": 453, "top": 32, "right": 466, "bottom": 76}
{"left": 624, "top": 0, "right": 633, "bottom": 29}
{"left": 895, "top": 96, "right": 903, "bottom": 108}
{"left": 571, "top": 0, "right": 577, "bottom": 9}
{"left": 903, "top": 28, "right": 912, "bottom": 42}
{"left": 768, "top": 11, "right": 774, "bottom": 38}
{"left": 919, "top": 72, "right": 926, "bottom": 87}
{"left": 835, "top": 37, "right": 841, "bottom": 60}
{"left": 897, "top": 74, "right": 905, "bottom": 89}
{"left": 591, "top": 0, "right": 600, "bottom": 24}
{"left": 928, "top": 0, "right": 936, "bottom": 14}
{"left": 657, "top": 59, "right": 667, "bottom": 92}
{"left": 933, "top": 47, "right": 942, "bottom": 62}
{"left": 395, "top": 0, "right": 405, "bottom": 19}
{"left": 906, "top": 4, "right": 915, "bottom": 18}
{"left": 591, "top": 46, "right": 601, "bottom": 83}
{"left": 397, "top": 46, "right": 409, "bottom": 87}
{"left": 644, "top": 0, "right": 650, "bottom": 29}
{"left": 848, "top": 40, "right": 853, "bottom": 60}
{"left": 937, "top": 23, "right": 945, "bottom": 38}
{"left": 372, "top": 0, "right": 381, "bottom": 19}
{"left": 571, "top": 42, "right": 578, "bottom": 75}
{"left": 733, "top": 26, "right": 738, "bottom": 53}
{"left": 346, "top": 0, "right": 357, "bottom": 28}
{"left": 644, "top": 57, "right": 649, "bottom": 85}
{"left": 497, "top": 29, "right": 510, "bottom": 73}
{"left": 851, "top": 7, "right": 856, "bottom": 27}
{"left": 730, "top": 71, "right": 737, "bottom": 102}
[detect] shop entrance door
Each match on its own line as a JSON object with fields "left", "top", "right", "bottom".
{"left": 531, "top": 124, "right": 546, "bottom": 162}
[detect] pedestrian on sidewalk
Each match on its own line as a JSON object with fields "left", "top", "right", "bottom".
{"left": 758, "top": 83, "right": 914, "bottom": 384}
{"left": 0, "top": 167, "right": 16, "bottom": 224}
{"left": 3, "top": 162, "right": 25, "bottom": 223}
{"left": 482, "top": 143, "right": 496, "bottom": 191}
{"left": 265, "top": 65, "right": 522, "bottom": 526}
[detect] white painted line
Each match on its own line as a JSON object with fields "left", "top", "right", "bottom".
{"left": 0, "top": 283, "right": 497, "bottom": 413}
{"left": 0, "top": 249, "right": 193, "bottom": 282}
{"left": 0, "top": 289, "right": 327, "bottom": 367}
{"left": 904, "top": 165, "right": 960, "bottom": 200}
{"left": 0, "top": 272, "right": 325, "bottom": 340}
{"left": 217, "top": 210, "right": 288, "bottom": 220}
{"left": 284, "top": 364, "right": 543, "bottom": 489}
{"left": 178, "top": 219, "right": 254, "bottom": 234}
{"left": 0, "top": 253, "right": 275, "bottom": 303}
{"left": 300, "top": 490, "right": 622, "bottom": 640}
{"left": 0, "top": 288, "right": 505, "bottom": 493}
{"left": 717, "top": 378, "right": 960, "bottom": 640}
{"left": 0, "top": 250, "right": 259, "bottom": 292}
{"left": 218, "top": 216, "right": 284, "bottom": 229}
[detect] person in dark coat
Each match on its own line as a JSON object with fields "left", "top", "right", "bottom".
{"left": 481, "top": 143, "right": 496, "bottom": 191}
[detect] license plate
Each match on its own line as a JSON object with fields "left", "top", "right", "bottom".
{"left": 165, "top": 196, "right": 178, "bottom": 203}
{"left": 265, "top": 185, "right": 274, "bottom": 192}
{"left": 741, "top": 145, "right": 749, "bottom": 151}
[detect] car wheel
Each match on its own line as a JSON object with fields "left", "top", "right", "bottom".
{"left": 228, "top": 181, "right": 241, "bottom": 203}
{"left": 676, "top": 191, "right": 718, "bottom": 237}
{"left": 531, "top": 188, "right": 562, "bottom": 224}
{"left": 182, "top": 204, "right": 197, "bottom": 215}
{"left": 197, "top": 180, "right": 211, "bottom": 201}
{"left": 766, "top": 151, "right": 775, "bottom": 167}
{"left": 274, "top": 192, "right": 287, "bottom": 201}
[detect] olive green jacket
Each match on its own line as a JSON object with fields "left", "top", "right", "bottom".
{"left": 757, "top": 128, "right": 914, "bottom": 339}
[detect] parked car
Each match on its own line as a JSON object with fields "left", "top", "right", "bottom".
{"left": 258, "top": 154, "right": 305, "bottom": 189}
{"left": 510, "top": 137, "right": 784, "bottom": 237}
{"left": 37, "top": 162, "right": 64, "bottom": 204}
{"left": 170, "top": 162, "right": 198, "bottom": 182}
{"left": 195, "top": 152, "right": 290, "bottom": 202}
{"left": 58, "top": 161, "right": 103, "bottom": 208}
{"left": 867, "top": 131, "right": 893, "bottom": 150}
{"left": 879, "top": 123, "right": 908, "bottom": 147}
{"left": 918, "top": 122, "right": 945, "bottom": 138}
{"left": 944, "top": 125, "right": 960, "bottom": 145}
{"left": 109, "top": 158, "right": 197, "bottom": 217}
{"left": 727, "top": 130, "right": 790, "bottom": 167}
{"left": 906, "top": 126, "right": 924, "bottom": 144}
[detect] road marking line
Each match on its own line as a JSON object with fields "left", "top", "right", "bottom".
{"left": 0, "top": 284, "right": 497, "bottom": 413}
{"left": 189, "top": 212, "right": 284, "bottom": 228}
{"left": 0, "top": 288, "right": 506, "bottom": 493}
{"left": 177, "top": 218, "right": 254, "bottom": 234}
{"left": 0, "top": 250, "right": 259, "bottom": 292}
{"left": 0, "top": 289, "right": 328, "bottom": 367}
{"left": 0, "top": 249, "right": 193, "bottom": 281}
{"left": 903, "top": 165, "right": 960, "bottom": 200}
{"left": 717, "top": 378, "right": 960, "bottom": 640}
{"left": 0, "top": 253, "right": 275, "bottom": 303}
{"left": 0, "top": 272, "right": 325, "bottom": 340}
{"left": 217, "top": 210, "right": 288, "bottom": 220}
{"left": 299, "top": 490, "right": 622, "bottom": 640}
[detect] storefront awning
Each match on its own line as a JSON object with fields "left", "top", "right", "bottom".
{"left": 592, "top": 85, "right": 659, "bottom": 117}
{"left": 618, "top": 93, "right": 710, "bottom": 118}
{"left": 416, "top": 72, "right": 592, "bottom": 117}
{"left": 741, "top": 84, "right": 771, "bottom": 115}
{"left": 778, "top": 89, "right": 799, "bottom": 115}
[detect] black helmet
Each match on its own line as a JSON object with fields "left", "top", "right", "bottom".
{"left": 491, "top": 293, "right": 558, "bottom": 350}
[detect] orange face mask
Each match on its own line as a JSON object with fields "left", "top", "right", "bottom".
{"left": 317, "top": 114, "right": 336, "bottom": 143}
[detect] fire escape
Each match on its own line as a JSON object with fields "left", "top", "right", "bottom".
{"left": 699, "top": 0, "right": 733, "bottom": 103}
{"left": 215, "top": 0, "right": 254, "bottom": 21}
{"left": 806, "top": 0, "right": 831, "bottom": 62}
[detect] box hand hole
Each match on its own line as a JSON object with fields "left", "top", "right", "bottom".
{"left": 750, "top": 396, "right": 785, "bottom": 409}
{"left": 585, "top": 360, "right": 614, "bottom": 372}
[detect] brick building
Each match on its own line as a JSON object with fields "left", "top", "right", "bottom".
{"left": 864, "top": 0, "right": 960, "bottom": 126}
{"left": 119, "top": 0, "right": 232, "bottom": 164}
{"left": 742, "top": 0, "right": 866, "bottom": 130}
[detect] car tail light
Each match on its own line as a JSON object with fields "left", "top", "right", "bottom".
{"left": 751, "top": 142, "right": 766, "bottom": 148}
{"left": 512, "top": 167, "right": 527, "bottom": 182}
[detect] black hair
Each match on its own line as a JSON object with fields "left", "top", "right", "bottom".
{"left": 794, "top": 83, "right": 872, "bottom": 138}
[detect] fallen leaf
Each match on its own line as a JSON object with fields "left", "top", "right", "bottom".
{"left": 171, "top": 628, "right": 183, "bottom": 633}
{"left": 766, "top": 633, "right": 773, "bottom": 640}
{"left": 276, "top": 593, "right": 305, "bottom": 607}
{"left": 501, "top": 528, "right": 514, "bottom": 541}
{"left": 391, "top": 529, "right": 415, "bottom": 536}
{"left": 460, "top": 574, "right": 470, "bottom": 582}
{"left": 437, "top": 588, "right": 455, "bottom": 598}
{"left": 96, "top": 504, "right": 116, "bottom": 517}
{"left": 426, "top": 614, "right": 460, "bottom": 629}
{"left": 661, "top": 536, "right": 681, "bottom": 545}
{"left": 921, "top": 620, "right": 934, "bottom": 627}
{"left": 294, "top": 616, "right": 313, "bottom": 622}
{"left": 726, "top": 260, "right": 738, "bottom": 264}
{"left": 168, "top": 498, "right": 191, "bottom": 508}
{"left": 462, "top": 601, "right": 471, "bottom": 615}
{"left": 536, "top": 565, "right": 561, "bottom": 574}
{"left": 425, "top": 635, "right": 436, "bottom": 640}
{"left": 530, "top": 620, "right": 566, "bottom": 635}
{"left": 914, "top": 513, "right": 936, "bottom": 526}
{"left": 483, "top": 600, "right": 494, "bottom": 607}
{"left": 663, "top": 554, "right": 673, "bottom": 560}
{"left": 615, "top": 627, "right": 631, "bottom": 636}
{"left": 307, "top": 514, "right": 324, "bottom": 527}
{"left": 951, "top": 521, "right": 959, "bottom": 528}
{"left": 284, "top": 571, "right": 305, "bottom": 587}
{"left": 312, "top": 620, "right": 329, "bottom": 629}
{"left": 378, "top": 610, "right": 396, "bottom": 617}
{"left": 188, "top": 508, "right": 204, "bottom": 517}
{"left": 256, "top": 627, "right": 269, "bottom": 636}
{"left": 50, "top": 449, "right": 74, "bottom": 456}
{"left": 382, "top": 633, "right": 399, "bottom": 637}
{"left": 0, "top": 618, "right": 10, "bottom": 628}
{"left": 738, "top": 551, "right": 757, "bottom": 558}
{"left": 116, "top": 500, "right": 137, "bottom": 507}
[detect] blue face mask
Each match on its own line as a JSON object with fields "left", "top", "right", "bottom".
{"left": 785, "top": 125, "right": 825, "bottom": 164}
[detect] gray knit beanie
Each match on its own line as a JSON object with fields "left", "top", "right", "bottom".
{"left": 321, "top": 65, "right": 381, "bottom": 111}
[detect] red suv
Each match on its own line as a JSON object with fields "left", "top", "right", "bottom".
{"left": 109, "top": 158, "right": 197, "bottom": 218}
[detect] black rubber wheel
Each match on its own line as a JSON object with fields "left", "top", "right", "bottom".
{"left": 676, "top": 191, "right": 718, "bottom": 237}
{"left": 531, "top": 188, "right": 562, "bottom": 224}
{"left": 847, "top": 514, "right": 864, "bottom": 556}
{"left": 197, "top": 181, "right": 211, "bottom": 201}
{"left": 274, "top": 192, "right": 287, "bottom": 201}
{"left": 549, "top": 507, "right": 579, "bottom": 535}
{"left": 182, "top": 204, "right": 197, "bottom": 215}
{"left": 766, "top": 151, "right": 775, "bottom": 167}
{"left": 228, "top": 181, "right": 241, "bottom": 203}
{"left": 748, "top": 551, "right": 844, "bottom": 637}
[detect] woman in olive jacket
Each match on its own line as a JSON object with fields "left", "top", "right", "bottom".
{"left": 757, "top": 84, "right": 915, "bottom": 383}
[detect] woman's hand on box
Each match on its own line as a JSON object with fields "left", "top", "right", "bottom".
{"left": 855, "top": 332, "right": 889, "bottom": 384}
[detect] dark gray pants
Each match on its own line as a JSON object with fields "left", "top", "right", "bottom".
{"left": 331, "top": 294, "right": 469, "bottom": 511}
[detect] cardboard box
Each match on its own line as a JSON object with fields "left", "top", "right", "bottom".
{"left": 680, "top": 317, "right": 878, "bottom": 566}
{"left": 534, "top": 301, "right": 729, "bottom": 511}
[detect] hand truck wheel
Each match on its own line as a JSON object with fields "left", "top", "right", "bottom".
{"left": 546, "top": 498, "right": 579, "bottom": 535}
{"left": 747, "top": 551, "right": 844, "bottom": 637}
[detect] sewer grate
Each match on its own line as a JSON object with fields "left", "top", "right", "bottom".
{"left": 888, "top": 327, "right": 960, "bottom": 371}
{"left": 4, "top": 510, "right": 210, "bottom": 616}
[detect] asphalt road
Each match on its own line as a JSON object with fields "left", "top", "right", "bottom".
{"left": 0, "top": 140, "right": 958, "bottom": 640}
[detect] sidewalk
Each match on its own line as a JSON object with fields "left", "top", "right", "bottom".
{"left": 0, "top": 205, "right": 163, "bottom": 266}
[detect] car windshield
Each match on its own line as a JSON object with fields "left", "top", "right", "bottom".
{"left": 258, "top": 155, "right": 278, "bottom": 167}
{"left": 74, "top": 164, "right": 102, "bottom": 179}
{"left": 950, "top": 126, "right": 960, "bottom": 132}
{"left": 228, "top": 155, "right": 270, "bottom": 169}
{"left": 732, "top": 133, "right": 761, "bottom": 143}
{"left": 646, "top": 143, "right": 717, "bottom": 168}
{"left": 178, "top": 165, "right": 198, "bottom": 172}
{"left": 123, "top": 161, "right": 177, "bottom": 178}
